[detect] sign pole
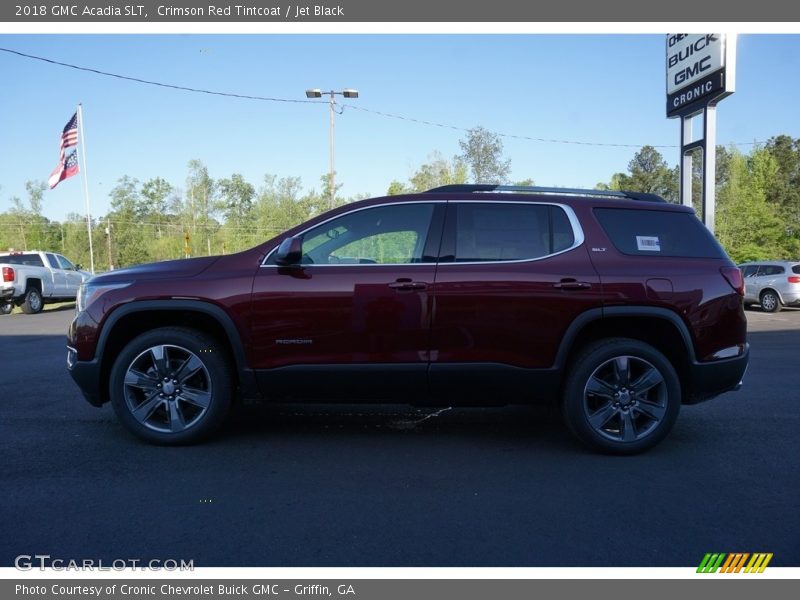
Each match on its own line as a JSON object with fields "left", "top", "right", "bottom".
{"left": 702, "top": 105, "right": 717, "bottom": 233}
{"left": 680, "top": 114, "right": 694, "bottom": 208}
{"left": 666, "top": 33, "right": 735, "bottom": 234}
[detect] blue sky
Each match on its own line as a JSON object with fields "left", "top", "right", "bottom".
{"left": 1, "top": 34, "right": 799, "bottom": 221}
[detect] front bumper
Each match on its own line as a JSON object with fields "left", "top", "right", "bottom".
{"left": 684, "top": 343, "right": 750, "bottom": 404}
{"left": 67, "top": 346, "right": 105, "bottom": 407}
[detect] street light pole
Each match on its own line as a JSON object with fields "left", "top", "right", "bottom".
{"left": 306, "top": 88, "right": 359, "bottom": 209}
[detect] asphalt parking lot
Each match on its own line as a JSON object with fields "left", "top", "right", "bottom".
{"left": 1, "top": 304, "right": 798, "bottom": 567}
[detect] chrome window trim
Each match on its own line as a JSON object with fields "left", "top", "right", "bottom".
{"left": 260, "top": 199, "right": 584, "bottom": 268}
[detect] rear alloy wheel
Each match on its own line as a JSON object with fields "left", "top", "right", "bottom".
{"left": 109, "top": 327, "right": 233, "bottom": 445}
{"left": 760, "top": 290, "right": 781, "bottom": 313}
{"left": 20, "top": 287, "right": 43, "bottom": 314}
{"left": 562, "top": 338, "right": 681, "bottom": 455}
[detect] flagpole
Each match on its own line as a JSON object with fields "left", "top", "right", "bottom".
{"left": 76, "top": 103, "right": 95, "bottom": 274}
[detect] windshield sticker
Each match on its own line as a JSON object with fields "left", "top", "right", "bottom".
{"left": 636, "top": 236, "right": 661, "bottom": 252}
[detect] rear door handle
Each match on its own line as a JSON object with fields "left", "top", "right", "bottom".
{"left": 389, "top": 279, "right": 428, "bottom": 291}
{"left": 553, "top": 279, "right": 592, "bottom": 290}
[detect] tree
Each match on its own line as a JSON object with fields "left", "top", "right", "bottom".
{"left": 386, "top": 180, "right": 407, "bottom": 196}
{"left": 456, "top": 126, "right": 511, "bottom": 184}
{"left": 186, "top": 160, "right": 217, "bottom": 255}
{"left": 141, "top": 177, "right": 174, "bottom": 238}
{"left": 606, "top": 146, "right": 678, "bottom": 202}
{"left": 406, "top": 152, "right": 467, "bottom": 192}
{"left": 715, "top": 148, "right": 785, "bottom": 262}
{"left": 106, "top": 177, "right": 150, "bottom": 267}
{"left": 217, "top": 173, "right": 255, "bottom": 226}
{"left": 217, "top": 173, "right": 256, "bottom": 252}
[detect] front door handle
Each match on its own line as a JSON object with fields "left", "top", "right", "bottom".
{"left": 389, "top": 279, "right": 428, "bottom": 291}
{"left": 553, "top": 279, "right": 592, "bottom": 290}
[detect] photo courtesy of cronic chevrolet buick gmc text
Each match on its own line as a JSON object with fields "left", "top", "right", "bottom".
{"left": 67, "top": 185, "right": 749, "bottom": 454}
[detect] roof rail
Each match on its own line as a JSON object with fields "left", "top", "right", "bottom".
{"left": 424, "top": 184, "right": 667, "bottom": 203}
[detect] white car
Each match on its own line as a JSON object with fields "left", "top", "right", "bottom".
{"left": 0, "top": 251, "right": 91, "bottom": 314}
{"left": 739, "top": 260, "right": 800, "bottom": 313}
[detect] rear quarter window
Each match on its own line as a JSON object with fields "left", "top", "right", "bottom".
{"left": 593, "top": 208, "right": 726, "bottom": 259}
{"left": 793, "top": 265, "right": 800, "bottom": 275}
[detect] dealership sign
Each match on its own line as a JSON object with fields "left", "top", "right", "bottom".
{"left": 666, "top": 34, "right": 735, "bottom": 118}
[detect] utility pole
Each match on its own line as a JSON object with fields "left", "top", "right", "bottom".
{"left": 105, "top": 218, "right": 113, "bottom": 271}
{"left": 305, "top": 88, "right": 359, "bottom": 209}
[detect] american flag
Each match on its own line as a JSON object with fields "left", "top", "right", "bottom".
{"left": 59, "top": 112, "right": 78, "bottom": 152}
{"left": 48, "top": 112, "right": 80, "bottom": 189}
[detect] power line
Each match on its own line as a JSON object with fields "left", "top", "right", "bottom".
{"left": 342, "top": 105, "right": 766, "bottom": 149}
{"left": 0, "top": 47, "right": 319, "bottom": 105}
{"left": 1, "top": 46, "right": 770, "bottom": 149}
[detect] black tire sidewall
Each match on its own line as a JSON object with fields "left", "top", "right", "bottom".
{"left": 562, "top": 338, "right": 681, "bottom": 455}
{"left": 21, "top": 288, "right": 43, "bottom": 314}
{"left": 109, "top": 327, "right": 233, "bottom": 445}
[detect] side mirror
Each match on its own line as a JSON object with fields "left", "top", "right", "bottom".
{"left": 74, "top": 264, "right": 83, "bottom": 271}
{"left": 274, "top": 236, "right": 303, "bottom": 266}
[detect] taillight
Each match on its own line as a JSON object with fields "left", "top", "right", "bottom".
{"left": 721, "top": 266, "right": 744, "bottom": 296}
{"left": 789, "top": 276, "right": 800, "bottom": 284}
{"left": 2, "top": 266, "right": 14, "bottom": 282}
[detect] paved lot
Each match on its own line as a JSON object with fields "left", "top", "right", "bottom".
{"left": 1, "top": 304, "right": 798, "bottom": 567}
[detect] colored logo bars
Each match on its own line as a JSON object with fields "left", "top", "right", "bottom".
{"left": 697, "top": 552, "right": 773, "bottom": 573}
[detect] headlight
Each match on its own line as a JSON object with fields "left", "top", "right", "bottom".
{"left": 76, "top": 281, "right": 131, "bottom": 313}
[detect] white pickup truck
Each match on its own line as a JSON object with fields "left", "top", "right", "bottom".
{"left": 1, "top": 251, "right": 91, "bottom": 315}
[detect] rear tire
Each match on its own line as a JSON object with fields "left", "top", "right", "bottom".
{"left": 20, "top": 287, "right": 43, "bottom": 314}
{"left": 109, "top": 327, "right": 233, "bottom": 445}
{"left": 760, "top": 290, "right": 781, "bottom": 313}
{"left": 561, "top": 338, "right": 681, "bottom": 455}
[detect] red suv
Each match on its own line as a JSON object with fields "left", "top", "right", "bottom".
{"left": 67, "top": 185, "right": 748, "bottom": 453}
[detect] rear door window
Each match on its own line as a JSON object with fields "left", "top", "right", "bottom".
{"left": 445, "top": 203, "right": 576, "bottom": 263}
{"left": 758, "top": 265, "right": 785, "bottom": 277}
{"left": 594, "top": 208, "right": 725, "bottom": 258}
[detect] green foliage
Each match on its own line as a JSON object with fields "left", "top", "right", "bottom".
{"left": 3, "top": 135, "right": 800, "bottom": 269}
{"left": 716, "top": 148, "right": 788, "bottom": 262}
{"left": 456, "top": 126, "right": 511, "bottom": 184}
{"left": 605, "top": 146, "right": 678, "bottom": 202}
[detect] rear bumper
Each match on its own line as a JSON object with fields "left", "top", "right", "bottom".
{"left": 67, "top": 346, "right": 105, "bottom": 407}
{"left": 1, "top": 287, "right": 15, "bottom": 301}
{"left": 782, "top": 292, "right": 800, "bottom": 307}
{"left": 684, "top": 343, "right": 749, "bottom": 404}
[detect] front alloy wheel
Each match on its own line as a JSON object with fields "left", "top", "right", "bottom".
{"left": 110, "top": 327, "right": 232, "bottom": 445}
{"left": 562, "top": 338, "right": 681, "bottom": 454}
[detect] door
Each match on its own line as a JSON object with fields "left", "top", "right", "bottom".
{"left": 251, "top": 202, "right": 444, "bottom": 401}
{"left": 741, "top": 264, "right": 759, "bottom": 302}
{"left": 429, "top": 201, "right": 602, "bottom": 402}
{"left": 56, "top": 254, "right": 84, "bottom": 297}
{"left": 45, "top": 253, "right": 67, "bottom": 296}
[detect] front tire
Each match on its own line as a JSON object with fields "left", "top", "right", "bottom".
{"left": 109, "top": 327, "right": 233, "bottom": 445}
{"left": 760, "top": 290, "right": 781, "bottom": 313}
{"left": 20, "top": 287, "right": 43, "bottom": 314}
{"left": 0, "top": 302, "right": 12, "bottom": 315}
{"left": 561, "top": 338, "right": 681, "bottom": 455}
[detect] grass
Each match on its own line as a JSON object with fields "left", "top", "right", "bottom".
{"left": 2, "top": 301, "right": 76, "bottom": 316}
